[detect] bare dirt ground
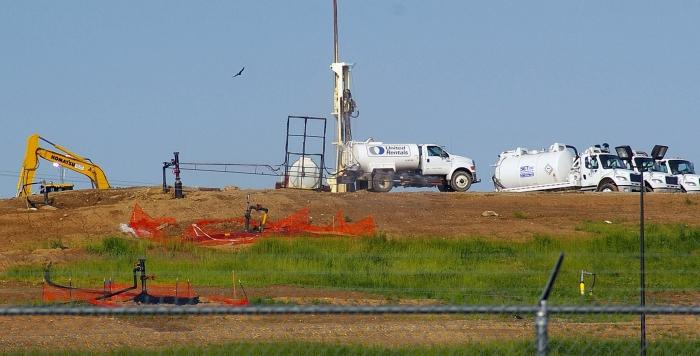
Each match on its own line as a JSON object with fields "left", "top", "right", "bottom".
{"left": 0, "top": 188, "right": 699, "bottom": 351}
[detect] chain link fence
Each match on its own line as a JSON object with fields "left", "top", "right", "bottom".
{"left": 0, "top": 304, "right": 698, "bottom": 354}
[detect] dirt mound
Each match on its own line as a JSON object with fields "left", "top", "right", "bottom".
{"left": 1, "top": 187, "right": 699, "bottom": 261}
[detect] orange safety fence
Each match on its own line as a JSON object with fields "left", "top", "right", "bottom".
{"left": 129, "top": 203, "right": 176, "bottom": 239}
{"left": 127, "top": 204, "right": 376, "bottom": 246}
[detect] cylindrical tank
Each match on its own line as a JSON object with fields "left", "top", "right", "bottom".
{"left": 287, "top": 157, "right": 320, "bottom": 189}
{"left": 493, "top": 143, "right": 576, "bottom": 189}
{"left": 350, "top": 141, "right": 420, "bottom": 171}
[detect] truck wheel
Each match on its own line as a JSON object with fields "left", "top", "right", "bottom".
{"left": 355, "top": 180, "right": 369, "bottom": 191}
{"left": 372, "top": 173, "right": 393, "bottom": 193}
{"left": 450, "top": 171, "right": 472, "bottom": 192}
{"left": 597, "top": 182, "right": 618, "bottom": 192}
{"left": 437, "top": 184, "right": 453, "bottom": 192}
{"left": 644, "top": 184, "right": 653, "bottom": 192}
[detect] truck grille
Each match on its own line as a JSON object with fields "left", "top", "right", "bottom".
{"left": 665, "top": 176, "right": 679, "bottom": 185}
{"left": 630, "top": 174, "right": 642, "bottom": 183}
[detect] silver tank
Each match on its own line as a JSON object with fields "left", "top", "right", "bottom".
{"left": 350, "top": 141, "right": 421, "bottom": 171}
{"left": 493, "top": 143, "right": 576, "bottom": 189}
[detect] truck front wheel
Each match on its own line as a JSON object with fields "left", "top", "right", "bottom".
{"left": 450, "top": 171, "right": 472, "bottom": 192}
{"left": 597, "top": 182, "right": 618, "bottom": 192}
{"left": 437, "top": 184, "right": 453, "bottom": 192}
{"left": 371, "top": 173, "right": 393, "bottom": 193}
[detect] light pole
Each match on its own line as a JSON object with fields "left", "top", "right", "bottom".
{"left": 615, "top": 144, "right": 668, "bottom": 356}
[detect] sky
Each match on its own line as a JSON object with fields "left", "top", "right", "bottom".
{"left": 1, "top": 1, "right": 699, "bottom": 197}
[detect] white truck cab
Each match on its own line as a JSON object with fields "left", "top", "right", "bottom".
{"left": 575, "top": 145, "right": 641, "bottom": 192}
{"left": 657, "top": 158, "right": 700, "bottom": 193}
{"left": 626, "top": 151, "right": 680, "bottom": 192}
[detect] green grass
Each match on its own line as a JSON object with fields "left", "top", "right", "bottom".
{"left": 4, "top": 223, "right": 700, "bottom": 305}
{"left": 513, "top": 210, "right": 529, "bottom": 219}
{"left": 8, "top": 339, "right": 700, "bottom": 355}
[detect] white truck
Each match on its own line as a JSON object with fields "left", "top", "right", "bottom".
{"left": 492, "top": 143, "right": 642, "bottom": 192}
{"left": 341, "top": 139, "right": 479, "bottom": 193}
{"left": 624, "top": 150, "right": 680, "bottom": 192}
{"left": 657, "top": 158, "right": 700, "bottom": 193}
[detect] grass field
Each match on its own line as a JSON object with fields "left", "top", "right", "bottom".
{"left": 10, "top": 339, "right": 700, "bottom": 355}
{"left": 4, "top": 222, "right": 700, "bottom": 305}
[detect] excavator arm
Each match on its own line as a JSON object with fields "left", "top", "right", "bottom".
{"left": 16, "top": 134, "right": 110, "bottom": 197}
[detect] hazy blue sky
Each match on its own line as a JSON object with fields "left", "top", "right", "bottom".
{"left": 1, "top": 1, "right": 698, "bottom": 197}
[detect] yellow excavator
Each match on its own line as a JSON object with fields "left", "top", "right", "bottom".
{"left": 16, "top": 134, "right": 110, "bottom": 197}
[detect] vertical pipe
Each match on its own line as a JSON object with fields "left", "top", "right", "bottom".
{"left": 333, "top": 0, "right": 339, "bottom": 63}
{"left": 640, "top": 170, "right": 646, "bottom": 355}
{"left": 302, "top": 118, "right": 309, "bottom": 185}
{"left": 320, "top": 118, "right": 327, "bottom": 191}
{"left": 284, "top": 116, "right": 291, "bottom": 187}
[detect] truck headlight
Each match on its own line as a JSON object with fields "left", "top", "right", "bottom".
{"left": 688, "top": 182, "right": 697, "bottom": 186}
{"left": 615, "top": 176, "right": 628, "bottom": 181}
{"left": 652, "top": 179, "right": 662, "bottom": 184}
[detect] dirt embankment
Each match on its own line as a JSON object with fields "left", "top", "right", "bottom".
{"left": 0, "top": 187, "right": 698, "bottom": 273}
{"left": 1, "top": 187, "right": 699, "bottom": 259}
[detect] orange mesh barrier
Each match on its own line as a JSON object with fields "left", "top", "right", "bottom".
{"left": 127, "top": 204, "right": 376, "bottom": 246}
{"left": 129, "top": 203, "right": 176, "bottom": 238}
{"left": 181, "top": 208, "right": 376, "bottom": 245}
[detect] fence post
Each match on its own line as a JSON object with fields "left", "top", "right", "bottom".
{"left": 536, "top": 300, "right": 548, "bottom": 356}
{"left": 536, "top": 253, "right": 564, "bottom": 356}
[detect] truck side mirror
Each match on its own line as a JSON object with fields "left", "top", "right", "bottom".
{"left": 651, "top": 145, "right": 668, "bottom": 160}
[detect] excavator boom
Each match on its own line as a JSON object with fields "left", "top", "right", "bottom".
{"left": 16, "top": 134, "right": 110, "bottom": 197}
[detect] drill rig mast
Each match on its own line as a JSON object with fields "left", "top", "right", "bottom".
{"left": 329, "top": 0, "right": 358, "bottom": 193}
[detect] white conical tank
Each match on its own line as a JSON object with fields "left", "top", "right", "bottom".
{"left": 288, "top": 157, "right": 321, "bottom": 189}
{"left": 493, "top": 143, "right": 577, "bottom": 189}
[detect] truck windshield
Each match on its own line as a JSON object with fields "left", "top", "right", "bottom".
{"left": 599, "top": 154, "right": 627, "bottom": 169}
{"left": 633, "top": 157, "right": 664, "bottom": 172}
{"left": 669, "top": 160, "right": 696, "bottom": 175}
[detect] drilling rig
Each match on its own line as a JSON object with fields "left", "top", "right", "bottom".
{"left": 328, "top": 0, "right": 359, "bottom": 193}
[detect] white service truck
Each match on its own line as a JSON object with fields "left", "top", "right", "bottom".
{"left": 492, "top": 143, "right": 642, "bottom": 192}
{"left": 342, "top": 139, "right": 479, "bottom": 193}
{"left": 624, "top": 150, "right": 680, "bottom": 192}
{"left": 657, "top": 158, "right": 700, "bottom": 193}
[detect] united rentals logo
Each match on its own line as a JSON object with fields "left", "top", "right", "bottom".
{"left": 367, "top": 145, "right": 409, "bottom": 157}
{"left": 368, "top": 146, "right": 385, "bottom": 155}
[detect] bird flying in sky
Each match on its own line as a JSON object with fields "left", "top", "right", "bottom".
{"left": 232, "top": 67, "right": 245, "bottom": 78}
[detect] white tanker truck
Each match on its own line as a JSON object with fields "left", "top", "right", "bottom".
{"left": 492, "top": 143, "right": 642, "bottom": 192}
{"left": 341, "top": 139, "right": 479, "bottom": 193}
